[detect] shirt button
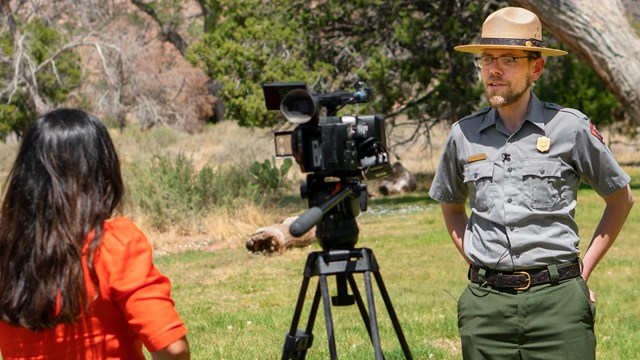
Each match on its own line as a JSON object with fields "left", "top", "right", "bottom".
{"left": 507, "top": 198, "right": 512, "bottom": 203}
{"left": 509, "top": 226, "right": 515, "bottom": 231}
{"left": 515, "top": 254, "right": 521, "bottom": 258}
{"left": 508, "top": 167, "right": 513, "bottom": 172}
{"left": 540, "top": 169, "right": 545, "bottom": 174}
{"left": 474, "top": 173, "right": 478, "bottom": 178}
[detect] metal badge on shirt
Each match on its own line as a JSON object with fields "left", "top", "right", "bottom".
{"left": 536, "top": 136, "right": 551, "bottom": 153}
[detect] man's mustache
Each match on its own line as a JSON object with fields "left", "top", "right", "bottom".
{"left": 487, "top": 76, "right": 509, "bottom": 85}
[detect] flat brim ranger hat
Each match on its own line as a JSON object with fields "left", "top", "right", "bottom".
{"left": 455, "top": 7, "right": 568, "bottom": 56}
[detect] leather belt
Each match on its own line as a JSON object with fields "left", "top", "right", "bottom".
{"left": 468, "top": 261, "right": 582, "bottom": 291}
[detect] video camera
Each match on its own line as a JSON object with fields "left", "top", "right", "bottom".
{"left": 263, "top": 83, "right": 413, "bottom": 360}
{"left": 262, "top": 81, "right": 392, "bottom": 249}
{"left": 263, "top": 82, "right": 392, "bottom": 180}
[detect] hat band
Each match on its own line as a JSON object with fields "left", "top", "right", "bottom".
{"left": 480, "top": 37, "right": 545, "bottom": 48}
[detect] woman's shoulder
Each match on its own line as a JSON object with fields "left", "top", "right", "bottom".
{"left": 101, "top": 217, "right": 150, "bottom": 252}
{"left": 104, "top": 216, "right": 140, "bottom": 233}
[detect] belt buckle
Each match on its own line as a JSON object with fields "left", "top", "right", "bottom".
{"left": 514, "top": 271, "right": 531, "bottom": 291}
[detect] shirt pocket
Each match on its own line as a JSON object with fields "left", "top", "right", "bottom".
{"left": 522, "top": 158, "right": 563, "bottom": 210}
{"left": 463, "top": 162, "right": 496, "bottom": 212}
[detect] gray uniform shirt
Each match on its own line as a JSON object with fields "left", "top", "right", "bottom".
{"left": 429, "top": 92, "right": 630, "bottom": 270}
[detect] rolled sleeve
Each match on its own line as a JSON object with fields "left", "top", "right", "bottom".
{"left": 429, "top": 128, "right": 468, "bottom": 204}
{"left": 101, "top": 218, "right": 188, "bottom": 352}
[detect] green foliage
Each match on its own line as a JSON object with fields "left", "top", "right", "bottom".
{"left": 0, "top": 94, "right": 35, "bottom": 140}
{"left": 27, "top": 19, "right": 82, "bottom": 104}
{"left": 0, "top": 18, "right": 82, "bottom": 138}
{"left": 0, "top": 31, "right": 12, "bottom": 56}
{"left": 249, "top": 157, "right": 292, "bottom": 193}
{"left": 299, "top": 0, "right": 487, "bottom": 123}
{"left": 124, "top": 152, "right": 204, "bottom": 230}
{"left": 535, "top": 42, "right": 621, "bottom": 126}
{"left": 191, "top": 0, "right": 630, "bottom": 138}
{"left": 123, "top": 152, "right": 285, "bottom": 231}
{"left": 632, "top": 13, "right": 640, "bottom": 36}
{"left": 187, "top": 0, "right": 332, "bottom": 127}
{"left": 190, "top": 0, "right": 491, "bottom": 130}
{"left": 147, "top": 0, "right": 185, "bottom": 26}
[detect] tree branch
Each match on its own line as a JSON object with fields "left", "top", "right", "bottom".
{"left": 130, "top": 0, "right": 187, "bottom": 56}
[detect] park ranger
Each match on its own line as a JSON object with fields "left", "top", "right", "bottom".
{"left": 428, "top": 6, "right": 634, "bottom": 359}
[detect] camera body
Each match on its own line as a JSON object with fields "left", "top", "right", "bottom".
{"left": 263, "top": 81, "right": 392, "bottom": 249}
{"left": 264, "top": 82, "right": 392, "bottom": 180}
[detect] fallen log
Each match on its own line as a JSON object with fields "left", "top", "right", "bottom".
{"left": 246, "top": 216, "right": 317, "bottom": 253}
{"left": 378, "top": 162, "right": 417, "bottom": 196}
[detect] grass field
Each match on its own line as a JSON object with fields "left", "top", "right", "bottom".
{"left": 1, "top": 122, "right": 638, "bottom": 359}
{"left": 151, "top": 167, "right": 640, "bottom": 360}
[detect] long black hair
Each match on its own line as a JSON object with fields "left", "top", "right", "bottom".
{"left": 0, "top": 108, "right": 124, "bottom": 331}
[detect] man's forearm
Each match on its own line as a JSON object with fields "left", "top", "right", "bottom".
{"left": 582, "top": 184, "right": 634, "bottom": 281}
{"left": 440, "top": 203, "right": 470, "bottom": 264}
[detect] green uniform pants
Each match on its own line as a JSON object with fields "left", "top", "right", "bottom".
{"left": 458, "top": 276, "right": 596, "bottom": 360}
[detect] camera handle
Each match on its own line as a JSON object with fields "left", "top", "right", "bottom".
{"left": 289, "top": 181, "right": 367, "bottom": 238}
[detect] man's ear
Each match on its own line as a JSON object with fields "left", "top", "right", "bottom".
{"left": 530, "top": 57, "right": 545, "bottom": 81}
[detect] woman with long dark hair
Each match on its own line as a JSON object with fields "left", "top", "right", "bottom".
{"left": 0, "top": 109, "right": 189, "bottom": 359}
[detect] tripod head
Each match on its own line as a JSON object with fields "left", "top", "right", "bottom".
{"left": 289, "top": 174, "right": 368, "bottom": 250}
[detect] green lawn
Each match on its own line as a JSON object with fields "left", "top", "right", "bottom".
{"left": 153, "top": 168, "right": 640, "bottom": 359}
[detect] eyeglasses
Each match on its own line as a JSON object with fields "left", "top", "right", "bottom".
{"left": 475, "top": 56, "right": 534, "bottom": 68}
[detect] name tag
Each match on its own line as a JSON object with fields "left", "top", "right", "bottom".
{"left": 467, "top": 153, "right": 487, "bottom": 163}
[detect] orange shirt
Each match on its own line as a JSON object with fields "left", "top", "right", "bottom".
{"left": 0, "top": 217, "right": 188, "bottom": 359}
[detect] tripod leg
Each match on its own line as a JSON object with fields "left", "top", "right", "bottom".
{"left": 282, "top": 275, "right": 314, "bottom": 360}
{"left": 288, "top": 276, "right": 310, "bottom": 334}
{"left": 363, "top": 270, "right": 385, "bottom": 360}
{"left": 373, "top": 271, "right": 414, "bottom": 360}
{"left": 319, "top": 274, "right": 339, "bottom": 360}
{"left": 305, "top": 282, "right": 322, "bottom": 335}
{"left": 345, "top": 274, "right": 375, "bottom": 343}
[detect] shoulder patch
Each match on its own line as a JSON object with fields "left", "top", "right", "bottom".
{"left": 589, "top": 121, "right": 605, "bottom": 145}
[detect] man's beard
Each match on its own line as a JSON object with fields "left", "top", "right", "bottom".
{"left": 486, "top": 75, "right": 532, "bottom": 108}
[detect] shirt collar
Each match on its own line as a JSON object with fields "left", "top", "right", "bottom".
{"left": 524, "top": 92, "right": 546, "bottom": 131}
{"left": 477, "top": 92, "right": 546, "bottom": 134}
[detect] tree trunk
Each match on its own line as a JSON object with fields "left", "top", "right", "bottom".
{"left": 246, "top": 217, "right": 317, "bottom": 253}
{"left": 510, "top": 0, "right": 640, "bottom": 124}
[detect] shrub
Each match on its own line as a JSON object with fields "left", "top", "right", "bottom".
{"left": 249, "top": 157, "right": 293, "bottom": 194}
{"left": 122, "top": 152, "right": 285, "bottom": 231}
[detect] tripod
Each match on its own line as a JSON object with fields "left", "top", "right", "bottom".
{"left": 281, "top": 175, "right": 413, "bottom": 359}
{"left": 281, "top": 248, "right": 413, "bottom": 360}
